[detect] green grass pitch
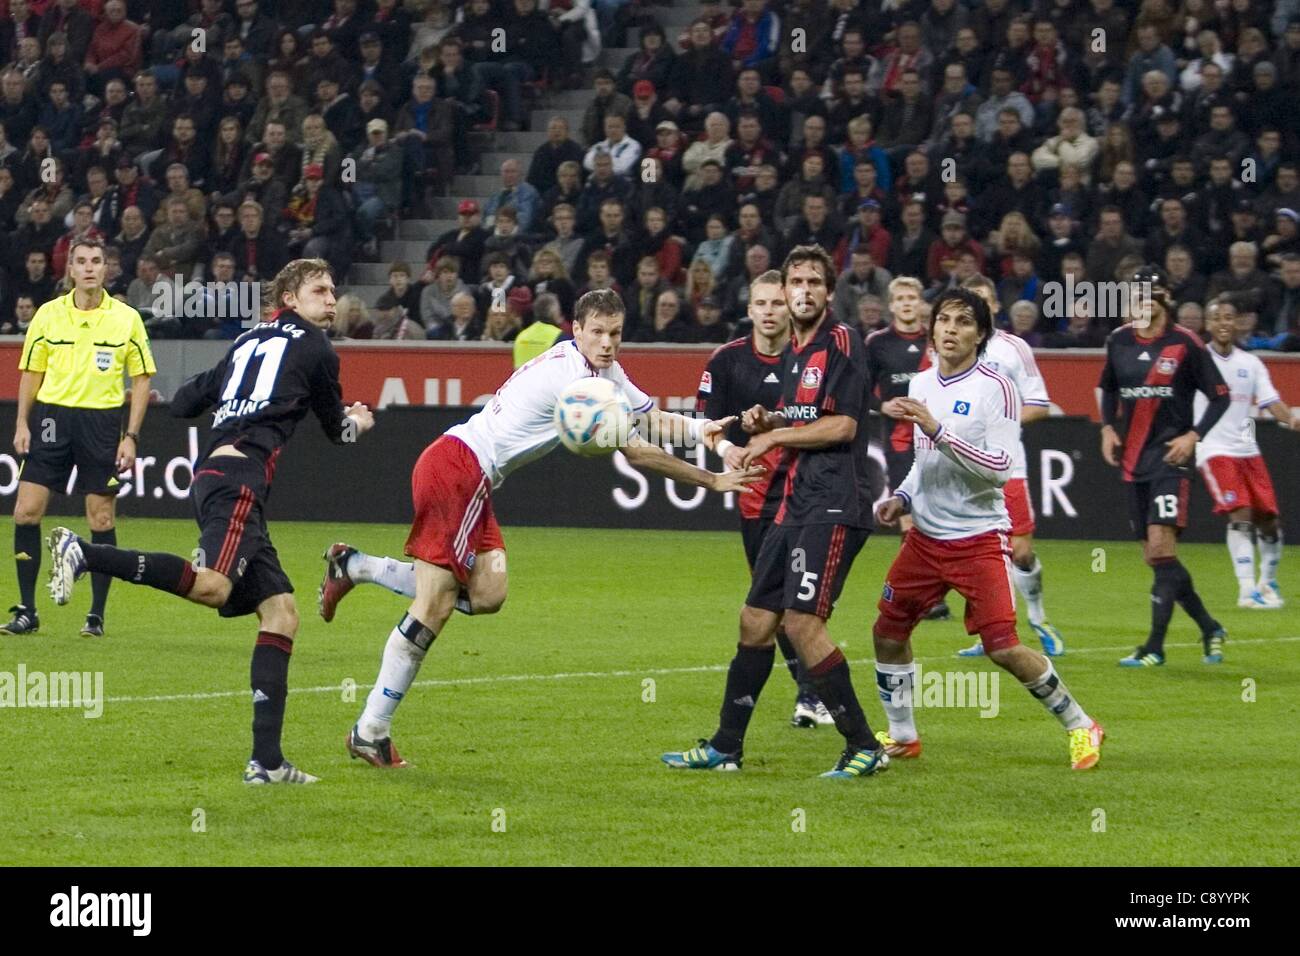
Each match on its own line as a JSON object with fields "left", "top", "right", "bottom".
{"left": 1, "top": 520, "right": 1296, "bottom": 866}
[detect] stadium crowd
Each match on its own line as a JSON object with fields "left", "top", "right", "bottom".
{"left": 0, "top": 0, "right": 1298, "bottom": 355}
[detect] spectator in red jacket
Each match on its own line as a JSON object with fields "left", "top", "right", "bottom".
{"left": 83, "top": 0, "right": 141, "bottom": 96}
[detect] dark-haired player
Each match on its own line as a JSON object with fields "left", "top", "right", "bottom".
{"left": 663, "top": 245, "right": 890, "bottom": 779}
{"left": 872, "top": 289, "right": 1104, "bottom": 770}
{"left": 1098, "top": 267, "right": 1232, "bottom": 667}
{"left": 48, "top": 259, "right": 376, "bottom": 785}
{"left": 700, "top": 269, "right": 832, "bottom": 728}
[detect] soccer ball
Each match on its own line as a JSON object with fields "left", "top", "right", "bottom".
{"left": 554, "top": 377, "right": 633, "bottom": 456}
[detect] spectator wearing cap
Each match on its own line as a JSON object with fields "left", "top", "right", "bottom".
{"left": 834, "top": 198, "right": 890, "bottom": 274}
{"left": 513, "top": 291, "right": 565, "bottom": 366}
{"left": 833, "top": 246, "right": 891, "bottom": 326}
{"left": 229, "top": 150, "right": 288, "bottom": 223}
{"left": 351, "top": 117, "right": 403, "bottom": 256}
{"left": 665, "top": 20, "right": 736, "bottom": 132}
{"left": 98, "top": 156, "right": 157, "bottom": 234}
{"left": 315, "top": 75, "right": 363, "bottom": 153}
{"left": 528, "top": 117, "right": 584, "bottom": 197}
{"left": 1165, "top": 244, "right": 1208, "bottom": 309}
{"left": 647, "top": 120, "right": 686, "bottom": 189}
{"left": 423, "top": 46, "right": 478, "bottom": 174}
{"left": 926, "top": 211, "right": 984, "bottom": 286}
{"left": 581, "top": 69, "right": 631, "bottom": 147}
{"left": 357, "top": 32, "right": 400, "bottom": 105}
{"left": 83, "top": 1, "right": 141, "bottom": 96}
{"left": 584, "top": 112, "right": 642, "bottom": 180}
{"left": 1038, "top": 203, "right": 1086, "bottom": 282}
{"left": 575, "top": 151, "right": 631, "bottom": 233}
{"left": 695, "top": 294, "right": 731, "bottom": 343}
{"left": 626, "top": 79, "right": 671, "bottom": 150}
{"left": 617, "top": 22, "right": 674, "bottom": 98}
{"left": 427, "top": 200, "right": 489, "bottom": 284}
{"left": 282, "top": 162, "right": 352, "bottom": 278}
{"left": 78, "top": 115, "right": 124, "bottom": 182}
{"left": 1263, "top": 209, "right": 1300, "bottom": 267}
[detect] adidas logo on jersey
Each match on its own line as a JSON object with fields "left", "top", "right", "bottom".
{"left": 1139, "top": 351, "right": 1150, "bottom": 361}
{"left": 907, "top": 344, "right": 919, "bottom": 352}
{"left": 764, "top": 372, "right": 779, "bottom": 383}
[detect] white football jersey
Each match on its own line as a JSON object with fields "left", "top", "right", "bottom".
{"left": 980, "top": 330, "right": 1050, "bottom": 479}
{"left": 447, "top": 340, "right": 654, "bottom": 488}
{"left": 896, "top": 362, "right": 1021, "bottom": 539}
{"left": 1194, "top": 345, "right": 1282, "bottom": 464}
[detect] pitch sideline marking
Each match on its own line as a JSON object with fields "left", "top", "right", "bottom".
{"left": 98, "top": 636, "right": 1300, "bottom": 706}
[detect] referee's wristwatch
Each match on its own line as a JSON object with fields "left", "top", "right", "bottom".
{"left": 123, "top": 431, "right": 140, "bottom": 444}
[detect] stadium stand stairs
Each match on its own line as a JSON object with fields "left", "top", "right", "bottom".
{"left": 348, "top": 6, "right": 697, "bottom": 306}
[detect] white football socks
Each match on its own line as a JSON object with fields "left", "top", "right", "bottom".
{"left": 875, "top": 661, "right": 918, "bottom": 743}
{"left": 347, "top": 552, "right": 417, "bottom": 598}
{"left": 1023, "top": 659, "right": 1090, "bottom": 732}
{"left": 1226, "top": 522, "right": 1256, "bottom": 594}
{"left": 1011, "top": 556, "right": 1046, "bottom": 626}
{"left": 1258, "top": 530, "right": 1283, "bottom": 588}
{"left": 357, "top": 616, "right": 435, "bottom": 740}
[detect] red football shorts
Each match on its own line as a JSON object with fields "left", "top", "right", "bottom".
{"left": 405, "top": 435, "right": 506, "bottom": 585}
{"left": 874, "top": 529, "right": 1020, "bottom": 650}
{"left": 1200, "top": 455, "right": 1279, "bottom": 517}
{"left": 1003, "top": 477, "right": 1035, "bottom": 536}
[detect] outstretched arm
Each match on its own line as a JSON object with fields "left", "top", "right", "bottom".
{"left": 622, "top": 436, "right": 763, "bottom": 493}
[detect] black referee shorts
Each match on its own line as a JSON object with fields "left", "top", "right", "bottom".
{"left": 191, "top": 456, "right": 294, "bottom": 618}
{"left": 747, "top": 522, "right": 870, "bottom": 620}
{"left": 18, "top": 402, "right": 123, "bottom": 496}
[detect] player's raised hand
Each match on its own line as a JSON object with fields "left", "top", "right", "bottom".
{"left": 894, "top": 398, "right": 940, "bottom": 437}
{"left": 881, "top": 397, "right": 909, "bottom": 419}
{"left": 345, "top": 402, "right": 375, "bottom": 435}
{"left": 1163, "top": 430, "right": 1198, "bottom": 465}
{"left": 875, "top": 496, "right": 906, "bottom": 527}
{"left": 1100, "top": 425, "right": 1122, "bottom": 466}
{"left": 701, "top": 416, "right": 736, "bottom": 451}
{"left": 710, "top": 464, "right": 765, "bottom": 494}
{"left": 741, "top": 404, "right": 772, "bottom": 433}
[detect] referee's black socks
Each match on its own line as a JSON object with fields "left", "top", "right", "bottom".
{"left": 80, "top": 539, "right": 196, "bottom": 597}
{"left": 14, "top": 523, "right": 41, "bottom": 609}
{"left": 88, "top": 528, "right": 116, "bottom": 619}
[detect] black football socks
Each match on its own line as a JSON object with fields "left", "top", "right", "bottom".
{"left": 14, "top": 523, "right": 40, "bottom": 609}
{"left": 710, "top": 643, "right": 776, "bottom": 755}
{"left": 79, "top": 539, "right": 196, "bottom": 597}
{"left": 808, "top": 648, "right": 877, "bottom": 751}
{"left": 251, "top": 632, "right": 293, "bottom": 768}
{"left": 88, "top": 528, "right": 116, "bottom": 619}
{"left": 1148, "top": 557, "right": 1219, "bottom": 655}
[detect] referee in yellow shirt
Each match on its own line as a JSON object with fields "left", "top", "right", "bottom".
{"left": 4, "top": 238, "right": 156, "bottom": 636}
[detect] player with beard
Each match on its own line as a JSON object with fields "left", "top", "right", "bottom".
{"left": 663, "top": 245, "right": 890, "bottom": 779}
{"left": 1099, "top": 267, "right": 1232, "bottom": 667}
{"left": 699, "top": 269, "right": 832, "bottom": 728}
{"left": 47, "top": 259, "right": 376, "bottom": 785}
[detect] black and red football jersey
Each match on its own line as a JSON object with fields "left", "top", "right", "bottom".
{"left": 1098, "top": 322, "right": 1230, "bottom": 481}
{"left": 773, "top": 320, "right": 873, "bottom": 528}
{"left": 696, "top": 336, "right": 789, "bottom": 520}
{"left": 865, "top": 324, "right": 931, "bottom": 452}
